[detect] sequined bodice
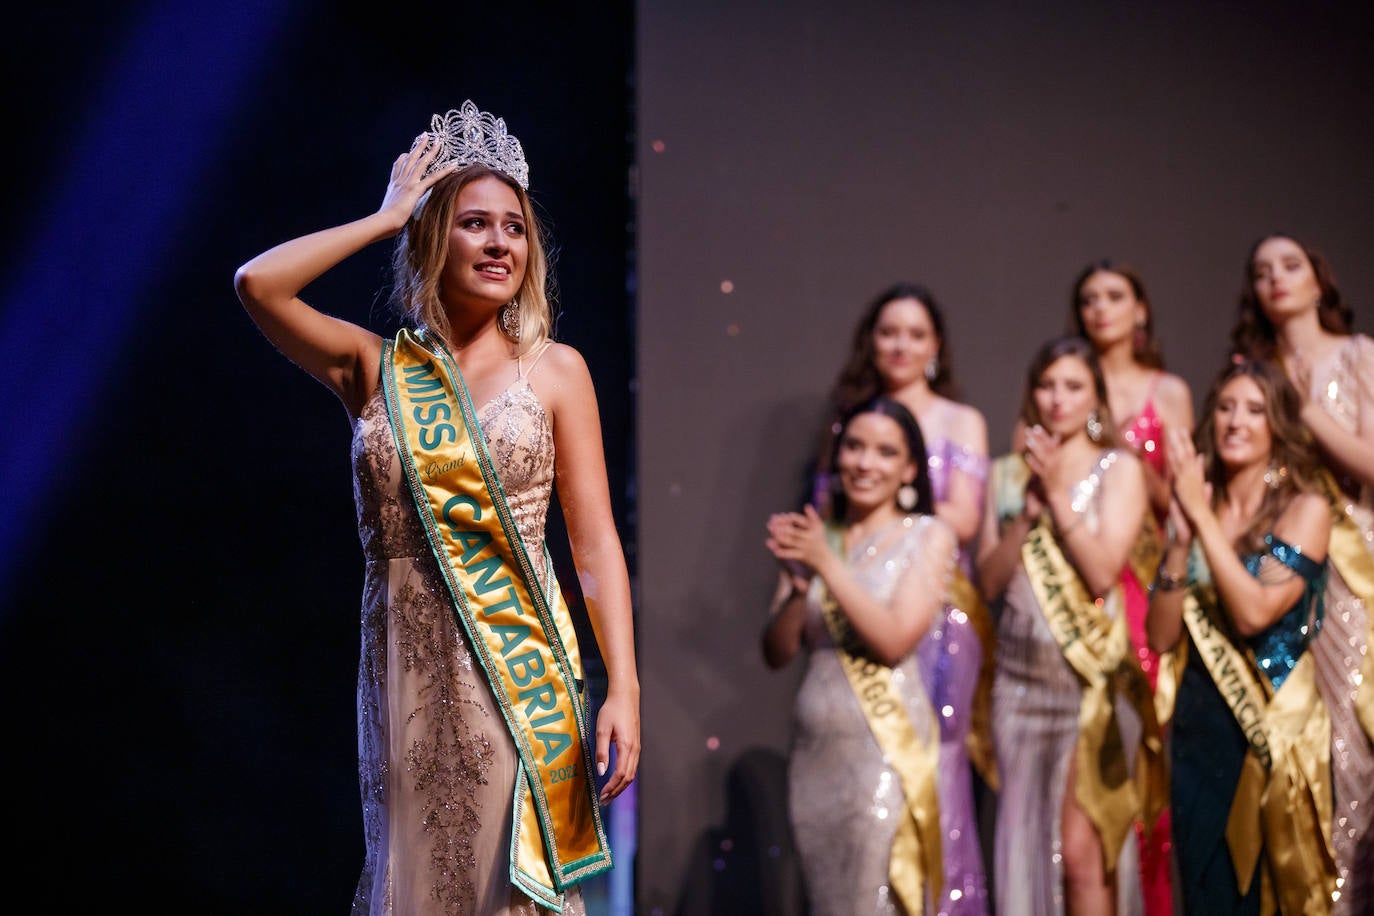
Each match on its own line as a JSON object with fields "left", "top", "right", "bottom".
{"left": 1240, "top": 536, "right": 1326, "bottom": 690}
{"left": 1121, "top": 397, "right": 1165, "bottom": 475}
{"left": 350, "top": 376, "right": 555, "bottom": 564}
{"left": 925, "top": 437, "right": 989, "bottom": 506}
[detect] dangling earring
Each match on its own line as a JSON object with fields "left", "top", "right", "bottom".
{"left": 924, "top": 357, "right": 939, "bottom": 383}
{"left": 1263, "top": 463, "right": 1288, "bottom": 490}
{"left": 1085, "top": 410, "right": 1103, "bottom": 442}
{"left": 897, "top": 483, "right": 918, "bottom": 512}
{"left": 498, "top": 301, "right": 521, "bottom": 340}
{"left": 1133, "top": 321, "right": 1147, "bottom": 354}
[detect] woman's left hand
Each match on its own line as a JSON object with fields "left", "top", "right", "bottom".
{"left": 594, "top": 687, "right": 640, "bottom": 805}
{"left": 1165, "top": 426, "right": 1210, "bottom": 520}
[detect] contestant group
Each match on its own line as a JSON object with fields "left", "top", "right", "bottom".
{"left": 762, "top": 237, "right": 1374, "bottom": 916}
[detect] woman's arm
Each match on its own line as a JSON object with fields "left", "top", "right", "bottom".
{"left": 1044, "top": 450, "right": 1146, "bottom": 597}
{"left": 760, "top": 564, "right": 811, "bottom": 669}
{"left": 1146, "top": 497, "right": 1192, "bottom": 654}
{"left": 539, "top": 344, "right": 639, "bottom": 803}
{"left": 975, "top": 471, "right": 1035, "bottom": 603}
{"left": 1192, "top": 491, "right": 1330, "bottom": 636}
{"left": 935, "top": 403, "right": 989, "bottom": 545}
{"left": 1290, "top": 336, "right": 1374, "bottom": 489}
{"left": 233, "top": 136, "right": 454, "bottom": 416}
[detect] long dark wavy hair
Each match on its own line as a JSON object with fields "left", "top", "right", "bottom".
{"left": 829, "top": 282, "right": 961, "bottom": 413}
{"left": 828, "top": 396, "right": 934, "bottom": 521}
{"left": 1018, "top": 335, "right": 1122, "bottom": 448}
{"left": 1229, "top": 233, "right": 1352, "bottom": 362}
{"left": 1069, "top": 259, "right": 1165, "bottom": 369}
{"left": 1193, "top": 359, "right": 1322, "bottom": 554}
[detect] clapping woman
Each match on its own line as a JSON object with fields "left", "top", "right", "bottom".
{"left": 766, "top": 396, "right": 957, "bottom": 915}
{"left": 1148, "top": 359, "right": 1336, "bottom": 914}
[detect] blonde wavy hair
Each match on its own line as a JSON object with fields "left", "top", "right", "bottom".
{"left": 390, "top": 164, "right": 553, "bottom": 356}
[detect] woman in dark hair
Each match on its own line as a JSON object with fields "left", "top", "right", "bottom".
{"left": 1229, "top": 234, "right": 1373, "bottom": 911}
{"left": 816, "top": 283, "right": 994, "bottom": 914}
{"left": 1069, "top": 259, "right": 1193, "bottom": 916}
{"left": 978, "top": 336, "right": 1159, "bottom": 915}
{"left": 764, "top": 396, "right": 956, "bottom": 915}
{"left": 1148, "top": 359, "right": 1336, "bottom": 914}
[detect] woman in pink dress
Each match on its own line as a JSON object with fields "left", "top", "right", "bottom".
{"left": 1070, "top": 261, "right": 1193, "bottom": 916}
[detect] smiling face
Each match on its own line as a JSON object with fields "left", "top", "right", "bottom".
{"left": 1251, "top": 236, "right": 1321, "bottom": 324}
{"left": 1032, "top": 354, "right": 1099, "bottom": 439}
{"left": 871, "top": 297, "right": 939, "bottom": 390}
{"left": 836, "top": 411, "right": 918, "bottom": 517}
{"left": 1212, "top": 374, "right": 1272, "bottom": 472}
{"left": 441, "top": 174, "right": 529, "bottom": 311}
{"left": 1077, "top": 270, "right": 1145, "bottom": 351}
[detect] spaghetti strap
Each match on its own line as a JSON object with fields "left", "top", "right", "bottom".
{"left": 517, "top": 340, "right": 555, "bottom": 379}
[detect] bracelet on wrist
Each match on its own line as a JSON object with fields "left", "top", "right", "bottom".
{"left": 1153, "top": 565, "right": 1187, "bottom": 592}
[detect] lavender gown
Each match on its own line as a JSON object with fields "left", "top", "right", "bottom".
{"left": 915, "top": 438, "right": 990, "bottom": 916}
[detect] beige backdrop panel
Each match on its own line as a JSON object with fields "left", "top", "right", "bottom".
{"left": 636, "top": 1, "right": 1374, "bottom": 912}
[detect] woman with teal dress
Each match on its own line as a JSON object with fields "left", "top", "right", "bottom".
{"left": 1148, "top": 359, "right": 1336, "bottom": 914}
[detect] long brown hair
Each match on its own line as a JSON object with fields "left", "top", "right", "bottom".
{"left": 390, "top": 164, "right": 554, "bottom": 355}
{"left": 1193, "top": 359, "right": 1322, "bottom": 553}
{"left": 1229, "top": 234, "right": 1352, "bottom": 362}
{"left": 1018, "top": 335, "right": 1121, "bottom": 448}
{"left": 1069, "top": 259, "right": 1165, "bottom": 369}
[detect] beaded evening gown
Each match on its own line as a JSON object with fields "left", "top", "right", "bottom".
{"left": 1170, "top": 537, "right": 1328, "bottom": 915}
{"left": 915, "top": 438, "right": 990, "bottom": 916}
{"left": 1300, "top": 333, "right": 1374, "bottom": 914}
{"left": 348, "top": 349, "right": 586, "bottom": 915}
{"left": 788, "top": 514, "right": 955, "bottom": 916}
{"left": 1117, "top": 377, "right": 1173, "bottom": 916}
{"left": 991, "top": 450, "right": 1144, "bottom": 916}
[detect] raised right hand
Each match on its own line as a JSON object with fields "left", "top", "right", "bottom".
{"left": 376, "top": 132, "right": 459, "bottom": 228}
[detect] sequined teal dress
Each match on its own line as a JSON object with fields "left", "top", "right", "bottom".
{"left": 1170, "top": 535, "right": 1326, "bottom": 915}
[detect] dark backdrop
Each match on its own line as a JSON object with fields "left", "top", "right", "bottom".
{"left": 2, "top": 2, "right": 633, "bottom": 911}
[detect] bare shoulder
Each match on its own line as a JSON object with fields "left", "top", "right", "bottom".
{"left": 935, "top": 397, "right": 989, "bottom": 451}
{"left": 526, "top": 341, "right": 596, "bottom": 412}
{"left": 1154, "top": 372, "right": 1195, "bottom": 418}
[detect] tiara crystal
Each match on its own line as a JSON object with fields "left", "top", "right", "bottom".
{"left": 428, "top": 100, "right": 529, "bottom": 189}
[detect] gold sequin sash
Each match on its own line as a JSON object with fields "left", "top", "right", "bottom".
{"left": 383, "top": 329, "right": 610, "bottom": 906}
{"left": 1316, "top": 469, "right": 1374, "bottom": 745}
{"left": 1021, "top": 516, "right": 1165, "bottom": 873}
{"left": 1180, "top": 583, "right": 1336, "bottom": 914}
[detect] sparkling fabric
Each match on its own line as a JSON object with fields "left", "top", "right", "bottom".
{"left": 1302, "top": 334, "right": 1374, "bottom": 912}
{"left": 1171, "top": 536, "right": 1326, "bottom": 915}
{"left": 916, "top": 437, "right": 990, "bottom": 915}
{"left": 348, "top": 352, "right": 584, "bottom": 916}
{"left": 991, "top": 450, "right": 1143, "bottom": 916}
{"left": 788, "top": 514, "right": 955, "bottom": 916}
{"left": 1118, "top": 382, "right": 1173, "bottom": 916}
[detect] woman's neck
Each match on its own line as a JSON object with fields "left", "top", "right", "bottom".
{"left": 1220, "top": 463, "right": 1267, "bottom": 530}
{"left": 845, "top": 502, "right": 903, "bottom": 543}
{"left": 888, "top": 378, "right": 936, "bottom": 417}
{"left": 1273, "top": 310, "right": 1333, "bottom": 358}
{"left": 1095, "top": 337, "right": 1140, "bottom": 376}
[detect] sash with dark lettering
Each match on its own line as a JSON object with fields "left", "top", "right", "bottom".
{"left": 1314, "top": 469, "right": 1374, "bottom": 744}
{"left": 1021, "top": 516, "right": 1165, "bottom": 873}
{"left": 819, "top": 523, "right": 942, "bottom": 915}
{"left": 382, "top": 328, "right": 610, "bottom": 907}
{"left": 1180, "top": 568, "right": 1336, "bottom": 915}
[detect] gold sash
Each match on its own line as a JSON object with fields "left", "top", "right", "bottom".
{"left": 383, "top": 329, "right": 610, "bottom": 905}
{"left": 1316, "top": 469, "right": 1374, "bottom": 744}
{"left": 1021, "top": 517, "right": 1165, "bottom": 873}
{"left": 1180, "top": 583, "right": 1336, "bottom": 914}
{"left": 949, "top": 570, "right": 999, "bottom": 791}
{"left": 820, "top": 524, "right": 941, "bottom": 914}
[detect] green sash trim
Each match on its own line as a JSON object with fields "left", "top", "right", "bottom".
{"left": 382, "top": 328, "right": 611, "bottom": 903}
{"left": 819, "top": 523, "right": 942, "bottom": 914}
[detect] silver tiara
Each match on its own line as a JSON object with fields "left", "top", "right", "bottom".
{"left": 428, "top": 100, "right": 529, "bottom": 189}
